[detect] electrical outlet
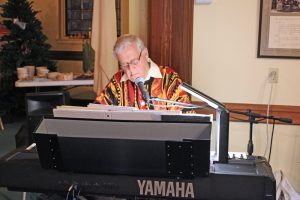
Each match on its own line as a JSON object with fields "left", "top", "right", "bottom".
{"left": 268, "top": 68, "right": 278, "bottom": 83}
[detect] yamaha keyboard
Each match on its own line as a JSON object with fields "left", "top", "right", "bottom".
{"left": 0, "top": 148, "right": 275, "bottom": 200}
{"left": 0, "top": 107, "right": 276, "bottom": 199}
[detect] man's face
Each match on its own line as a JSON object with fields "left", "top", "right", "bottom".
{"left": 117, "top": 43, "right": 150, "bottom": 82}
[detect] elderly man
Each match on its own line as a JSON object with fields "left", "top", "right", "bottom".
{"left": 95, "top": 34, "right": 190, "bottom": 111}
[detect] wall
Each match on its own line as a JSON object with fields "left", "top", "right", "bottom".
{"left": 193, "top": 0, "right": 300, "bottom": 192}
{"left": 128, "top": 0, "right": 148, "bottom": 46}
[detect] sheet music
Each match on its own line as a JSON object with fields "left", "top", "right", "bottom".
{"left": 87, "top": 103, "right": 139, "bottom": 111}
{"left": 53, "top": 105, "right": 182, "bottom": 121}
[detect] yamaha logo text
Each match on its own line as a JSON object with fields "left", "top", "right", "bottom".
{"left": 137, "top": 179, "right": 195, "bottom": 198}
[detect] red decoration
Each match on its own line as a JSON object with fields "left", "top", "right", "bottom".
{"left": 0, "top": 24, "right": 10, "bottom": 36}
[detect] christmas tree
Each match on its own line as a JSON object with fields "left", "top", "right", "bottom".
{"left": 0, "top": 0, "right": 56, "bottom": 120}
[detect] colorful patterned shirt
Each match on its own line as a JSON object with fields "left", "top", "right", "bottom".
{"left": 95, "top": 61, "right": 191, "bottom": 111}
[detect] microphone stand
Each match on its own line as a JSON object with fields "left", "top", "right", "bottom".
{"left": 230, "top": 109, "right": 292, "bottom": 160}
{"left": 247, "top": 110, "right": 258, "bottom": 160}
{"left": 229, "top": 109, "right": 260, "bottom": 159}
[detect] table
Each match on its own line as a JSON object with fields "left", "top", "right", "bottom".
{"left": 15, "top": 78, "right": 94, "bottom": 88}
{"left": 15, "top": 78, "right": 94, "bottom": 93}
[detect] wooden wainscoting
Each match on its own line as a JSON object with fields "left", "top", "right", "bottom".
{"left": 193, "top": 102, "right": 300, "bottom": 125}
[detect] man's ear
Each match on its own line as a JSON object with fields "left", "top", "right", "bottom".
{"left": 144, "top": 48, "right": 149, "bottom": 58}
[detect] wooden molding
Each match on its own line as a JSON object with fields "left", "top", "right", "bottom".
{"left": 50, "top": 51, "right": 82, "bottom": 60}
{"left": 193, "top": 102, "right": 300, "bottom": 125}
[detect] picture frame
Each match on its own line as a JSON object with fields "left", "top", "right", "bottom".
{"left": 257, "top": 0, "right": 300, "bottom": 58}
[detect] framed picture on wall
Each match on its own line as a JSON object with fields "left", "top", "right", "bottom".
{"left": 258, "top": 0, "right": 300, "bottom": 58}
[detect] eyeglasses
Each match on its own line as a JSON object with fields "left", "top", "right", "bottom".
{"left": 119, "top": 49, "right": 143, "bottom": 70}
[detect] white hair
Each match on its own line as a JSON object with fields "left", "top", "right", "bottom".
{"left": 113, "top": 34, "right": 145, "bottom": 57}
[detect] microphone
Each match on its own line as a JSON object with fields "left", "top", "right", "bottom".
{"left": 134, "top": 77, "right": 150, "bottom": 103}
{"left": 278, "top": 118, "right": 293, "bottom": 124}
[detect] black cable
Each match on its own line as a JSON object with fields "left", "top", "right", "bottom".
{"left": 150, "top": 97, "right": 207, "bottom": 109}
{"left": 256, "top": 118, "right": 266, "bottom": 122}
{"left": 268, "top": 119, "right": 276, "bottom": 163}
{"left": 229, "top": 113, "right": 266, "bottom": 123}
{"left": 229, "top": 115, "right": 250, "bottom": 122}
{"left": 194, "top": 105, "right": 213, "bottom": 110}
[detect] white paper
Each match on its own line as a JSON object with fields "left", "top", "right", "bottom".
{"left": 269, "top": 16, "right": 300, "bottom": 49}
